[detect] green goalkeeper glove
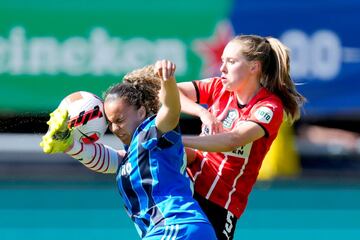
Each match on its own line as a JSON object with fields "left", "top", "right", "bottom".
{"left": 40, "top": 107, "right": 74, "bottom": 154}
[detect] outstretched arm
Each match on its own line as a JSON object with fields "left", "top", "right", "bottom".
{"left": 177, "top": 82, "right": 205, "bottom": 116}
{"left": 183, "top": 121, "right": 265, "bottom": 152}
{"left": 40, "top": 107, "right": 122, "bottom": 174}
{"left": 66, "top": 140, "right": 123, "bottom": 174}
{"left": 177, "top": 82, "right": 223, "bottom": 134}
{"left": 154, "top": 60, "right": 181, "bottom": 133}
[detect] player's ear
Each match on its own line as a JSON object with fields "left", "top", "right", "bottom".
{"left": 138, "top": 106, "right": 146, "bottom": 120}
{"left": 250, "top": 60, "right": 260, "bottom": 73}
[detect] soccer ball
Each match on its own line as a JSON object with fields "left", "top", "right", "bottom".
{"left": 59, "top": 91, "right": 108, "bottom": 143}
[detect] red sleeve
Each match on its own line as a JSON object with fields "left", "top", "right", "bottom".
{"left": 248, "top": 97, "right": 283, "bottom": 137}
{"left": 193, "top": 77, "right": 224, "bottom": 106}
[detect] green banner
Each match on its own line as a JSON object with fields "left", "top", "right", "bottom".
{"left": 0, "top": 0, "right": 231, "bottom": 114}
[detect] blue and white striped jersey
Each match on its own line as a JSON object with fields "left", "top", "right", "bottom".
{"left": 116, "top": 115, "right": 209, "bottom": 238}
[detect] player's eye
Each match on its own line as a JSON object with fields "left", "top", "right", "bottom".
{"left": 116, "top": 118, "right": 124, "bottom": 124}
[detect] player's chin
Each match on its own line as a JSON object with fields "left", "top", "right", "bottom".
{"left": 221, "top": 80, "right": 231, "bottom": 89}
{"left": 224, "top": 83, "right": 236, "bottom": 92}
{"left": 115, "top": 134, "right": 130, "bottom": 145}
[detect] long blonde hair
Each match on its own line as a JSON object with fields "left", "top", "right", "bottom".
{"left": 231, "top": 35, "right": 306, "bottom": 123}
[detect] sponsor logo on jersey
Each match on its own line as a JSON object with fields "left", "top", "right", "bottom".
{"left": 120, "top": 162, "right": 133, "bottom": 177}
{"left": 224, "top": 142, "right": 252, "bottom": 158}
{"left": 222, "top": 109, "right": 238, "bottom": 129}
{"left": 254, "top": 106, "right": 273, "bottom": 124}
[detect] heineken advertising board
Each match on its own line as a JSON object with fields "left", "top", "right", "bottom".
{"left": 0, "top": 0, "right": 231, "bottom": 114}
{"left": 2, "top": 0, "right": 360, "bottom": 118}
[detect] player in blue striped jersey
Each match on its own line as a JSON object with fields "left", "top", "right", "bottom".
{"left": 40, "top": 60, "right": 216, "bottom": 239}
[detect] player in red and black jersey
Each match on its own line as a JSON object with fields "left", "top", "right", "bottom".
{"left": 177, "top": 35, "right": 306, "bottom": 240}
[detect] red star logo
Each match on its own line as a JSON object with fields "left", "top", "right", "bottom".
{"left": 193, "top": 20, "right": 235, "bottom": 77}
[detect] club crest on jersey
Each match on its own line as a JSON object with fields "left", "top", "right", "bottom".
{"left": 222, "top": 109, "right": 238, "bottom": 129}
{"left": 254, "top": 106, "right": 273, "bottom": 124}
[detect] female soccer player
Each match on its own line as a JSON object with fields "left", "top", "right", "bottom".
{"left": 40, "top": 60, "right": 216, "bottom": 240}
{"left": 176, "top": 35, "right": 306, "bottom": 239}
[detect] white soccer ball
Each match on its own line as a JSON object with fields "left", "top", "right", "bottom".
{"left": 59, "top": 91, "right": 108, "bottom": 143}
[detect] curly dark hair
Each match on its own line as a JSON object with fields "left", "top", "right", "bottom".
{"left": 104, "top": 65, "right": 162, "bottom": 116}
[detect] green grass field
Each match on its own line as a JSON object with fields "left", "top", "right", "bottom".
{"left": 0, "top": 180, "right": 359, "bottom": 240}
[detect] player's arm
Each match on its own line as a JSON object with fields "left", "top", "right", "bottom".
{"left": 178, "top": 82, "right": 215, "bottom": 121}
{"left": 178, "top": 82, "right": 222, "bottom": 134}
{"left": 65, "top": 140, "right": 123, "bottom": 174}
{"left": 40, "top": 107, "right": 122, "bottom": 174}
{"left": 177, "top": 82, "right": 204, "bottom": 116}
{"left": 182, "top": 121, "right": 265, "bottom": 152}
{"left": 154, "top": 60, "right": 181, "bottom": 133}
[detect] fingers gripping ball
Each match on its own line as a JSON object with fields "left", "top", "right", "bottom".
{"left": 40, "top": 107, "right": 74, "bottom": 154}
{"left": 59, "top": 91, "right": 108, "bottom": 144}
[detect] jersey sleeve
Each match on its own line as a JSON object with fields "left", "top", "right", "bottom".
{"left": 66, "top": 140, "right": 120, "bottom": 174}
{"left": 140, "top": 118, "right": 182, "bottom": 151}
{"left": 193, "top": 77, "right": 224, "bottom": 106}
{"left": 157, "top": 125, "right": 182, "bottom": 149}
{"left": 248, "top": 98, "right": 284, "bottom": 137}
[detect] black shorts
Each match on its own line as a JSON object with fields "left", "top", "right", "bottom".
{"left": 194, "top": 192, "right": 238, "bottom": 240}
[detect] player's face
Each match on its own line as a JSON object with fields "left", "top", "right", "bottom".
{"left": 219, "top": 41, "right": 255, "bottom": 91}
{"left": 104, "top": 98, "right": 145, "bottom": 145}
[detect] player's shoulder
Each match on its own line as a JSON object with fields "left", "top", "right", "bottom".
{"left": 256, "top": 88, "right": 283, "bottom": 107}
{"left": 250, "top": 88, "right": 284, "bottom": 123}
{"left": 196, "top": 77, "right": 222, "bottom": 87}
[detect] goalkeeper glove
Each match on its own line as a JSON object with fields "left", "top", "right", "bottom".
{"left": 40, "top": 107, "right": 74, "bottom": 154}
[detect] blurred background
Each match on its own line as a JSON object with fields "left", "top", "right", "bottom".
{"left": 0, "top": 0, "right": 359, "bottom": 239}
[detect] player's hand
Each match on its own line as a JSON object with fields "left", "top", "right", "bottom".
{"left": 154, "top": 59, "right": 176, "bottom": 81}
{"left": 199, "top": 109, "right": 223, "bottom": 135}
{"left": 40, "top": 107, "right": 74, "bottom": 154}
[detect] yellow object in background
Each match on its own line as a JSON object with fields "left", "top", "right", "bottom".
{"left": 258, "top": 120, "right": 301, "bottom": 180}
